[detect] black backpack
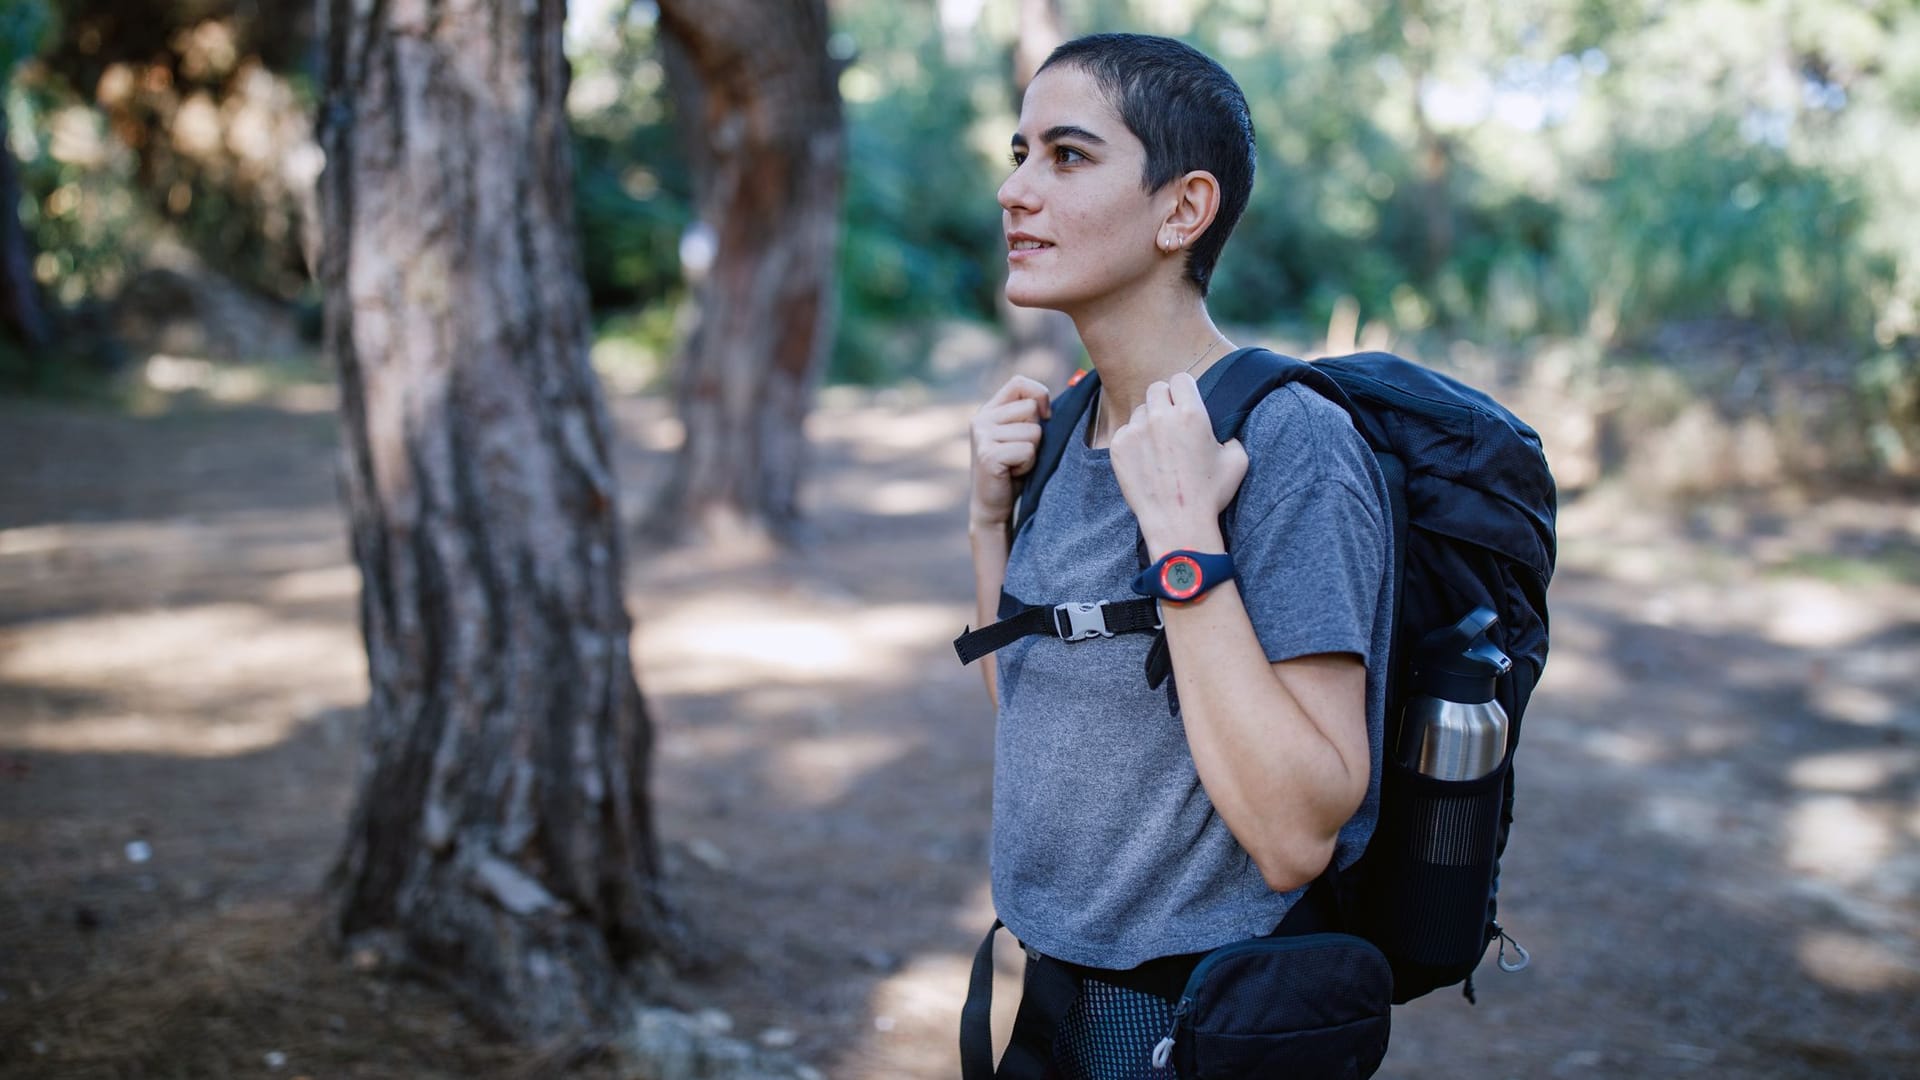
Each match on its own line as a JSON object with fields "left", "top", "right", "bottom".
{"left": 956, "top": 346, "right": 1556, "bottom": 1004}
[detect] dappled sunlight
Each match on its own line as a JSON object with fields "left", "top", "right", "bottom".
{"left": 846, "top": 478, "right": 964, "bottom": 518}
{"left": 0, "top": 709, "right": 327, "bottom": 758}
{"left": 807, "top": 396, "right": 978, "bottom": 466}
{"left": 949, "top": 878, "right": 999, "bottom": 941}
{"left": 653, "top": 716, "right": 758, "bottom": 776}
{"left": 1, "top": 510, "right": 344, "bottom": 564}
{"left": 0, "top": 525, "right": 79, "bottom": 557}
{"left": 1577, "top": 729, "right": 1666, "bottom": 766}
{"left": 767, "top": 732, "right": 913, "bottom": 808}
{"left": 1809, "top": 680, "right": 1906, "bottom": 728}
{"left": 836, "top": 877, "right": 1003, "bottom": 1078}
{"left": 1790, "top": 750, "right": 1919, "bottom": 794}
{"left": 1537, "top": 502, "right": 1920, "bottom": 1041}
{"left": 1785, "top": 795, "right": 1899, "bottom": 887}
{"left": 1764, "top": 579, "right": 1887, "bottom": 648}
{"left": 1796, "top": 930, "right": 1919, "bottom": 993}
{"left": 1637, "top": 791, "right": 1730, "bottom": 846}
{"left": 0, "top": 510, "right": 351, "bottom": 620}
{"left": 845, "top": 951, "right": 979, "bottom": 1077}
{"left": 0, "top": 601, "right": 364, "bottom": 757}
{"left": 262, "top": 563, "right": 361, "bottom": 603}
{"left": 637, "top": 595, "right": 963, "bottom": 695}
{"left": 608, "top": 395, "right": 684, "bottom": 453}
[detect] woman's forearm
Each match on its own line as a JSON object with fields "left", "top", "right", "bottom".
{"left": 969, "top": 521, "right": 1013, "bottom": 707}
{"left": 1158, "top": 568, "right": 1371, "bottom": 893}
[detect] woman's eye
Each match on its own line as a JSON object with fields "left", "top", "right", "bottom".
{"left": 1008, "top": 149, "right": 1027, "bottom": 168}
{"left": 1054, "top": 146, "right": 1086, "bottom": 165}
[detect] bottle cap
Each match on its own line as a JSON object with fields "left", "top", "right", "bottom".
{"left": 1416, "top": 607, "right": 1511, "bottom": 704}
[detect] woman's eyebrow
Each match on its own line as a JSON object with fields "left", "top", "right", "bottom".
{"left": 1010, "top": 124, "right": 1109, "bottom": 151}
{"left": 1041, "top": 125, "right": 1107, "bottom": 146}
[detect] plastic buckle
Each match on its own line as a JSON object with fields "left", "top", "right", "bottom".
{"left": 1054, "top": 601, "right": 1113, "bottom": 642}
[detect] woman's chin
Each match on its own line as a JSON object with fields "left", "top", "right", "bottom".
{"left": 1003, "top": 277, "right": 1071, "bottom": 312}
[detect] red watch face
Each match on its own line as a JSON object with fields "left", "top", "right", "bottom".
{"left": 1160, "top": 555, "right": 1203, "bottom": 601}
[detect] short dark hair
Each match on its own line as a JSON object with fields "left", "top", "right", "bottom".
{"left": 1038, "top": 33, "right": 1256, "bottom": 296}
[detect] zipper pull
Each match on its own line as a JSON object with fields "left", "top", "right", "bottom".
{"left": 1150, "top": 998, "right": 1191, "bottom": 1071}
{"left": 1495, "top": 923, "right": 1531, "bottom": 973}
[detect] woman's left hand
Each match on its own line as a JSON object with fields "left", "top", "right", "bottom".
{"left": 1110, "top": 372, "right": 1248, "bottom": 557}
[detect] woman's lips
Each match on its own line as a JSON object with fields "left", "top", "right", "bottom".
{"left": 1007, "top": 236, "right": 1052, "bottom": 262}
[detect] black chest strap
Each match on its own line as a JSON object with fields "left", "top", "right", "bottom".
{"left": 952, "top": 590, "right": 1163, "bottom": 666}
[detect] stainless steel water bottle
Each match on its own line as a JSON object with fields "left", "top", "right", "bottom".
{"left": 1397, "top": 607, "right": 1512, "bottom": 781}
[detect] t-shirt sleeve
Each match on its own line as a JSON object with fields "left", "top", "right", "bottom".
{"left": 1230, "top": 391, "right": 1389, "bottom": 666}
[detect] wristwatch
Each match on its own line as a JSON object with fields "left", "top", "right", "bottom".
{"left": 1132, "top": 549, "right": 1236, "bottom": 603}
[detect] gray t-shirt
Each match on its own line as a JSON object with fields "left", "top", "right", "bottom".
{"left": 992, "top": 381, "right": 1393, "bottom": 970}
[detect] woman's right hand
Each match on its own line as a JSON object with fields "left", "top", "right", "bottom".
{"left": 968, "top": 375, "right": 1053, "bottom": 530}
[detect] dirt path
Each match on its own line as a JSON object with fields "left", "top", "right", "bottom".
{"left": 0, "top": 386, "right": 1915, "bottom": 1078}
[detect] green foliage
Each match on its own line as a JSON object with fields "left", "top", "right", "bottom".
{"left": 589, "top": 300, "right": 682, "bottom": 394}
{"left": 1567, "top": 129, "right": 1874, "bottom": 339}
{"left": 9, "top": 73, "right": 149, "bottom": 311}
{"left": 830, "top": 22, "right": 1003, "bottom": 384}
{"left": 1168, "top": 0, "right": 1912, "bottom": 356}
{"left": 1857, "top": 346, "right": 1920, "bottom": 471}
{"left": 0, "top": 0, "right": 52, "bottom": 73}
{"left": 567, "top": 10, "right": 692, "bottom": 310}
{"left": 563, "top": 4, "right": 1006, "bottom": 386}
{"left": 9, "top": 0, "right": 1918, "bottom": 437}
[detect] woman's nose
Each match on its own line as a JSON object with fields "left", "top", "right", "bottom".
{"left": 998, "top": 164, "right": 1036, "bottom": 214}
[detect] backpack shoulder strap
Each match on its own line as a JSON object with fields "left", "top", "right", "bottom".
{"left": 1008, "top": 370, "right": 1101, "bottom": 539}
{"left": 1011, "top": 349, "right": 1352, "bottom": 539}
{"left": 1201, "top": 347, "right": 1359, "bottom": 442}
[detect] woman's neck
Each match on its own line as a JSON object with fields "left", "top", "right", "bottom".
{"left": 1073, "top": 287, "right": 1233, "bottom": 448}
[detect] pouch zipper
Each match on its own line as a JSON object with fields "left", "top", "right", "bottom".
{"left": 1494, "top": 921, "right": 1531, "bottom": 972}
{"left": 1150, "top": 997, "right": 1190, "bottom": 1070}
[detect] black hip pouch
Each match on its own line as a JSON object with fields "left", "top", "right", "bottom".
{"left": 1150, "top": 932, "right": 1393, "bottom": 1080}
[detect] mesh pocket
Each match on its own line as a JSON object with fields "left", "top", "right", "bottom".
{"left": 1359, "top": 755, "right": 1510, "bottom": 995}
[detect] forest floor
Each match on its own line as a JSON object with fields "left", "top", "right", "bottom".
{"left": 0, "top": 374, "right": 1917, "bottom": 1079}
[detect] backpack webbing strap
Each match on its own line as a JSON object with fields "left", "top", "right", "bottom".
{"left": 1204, "top": 348, "right": 1358, "bottom": 439}
{"left": 953, "top": 594, "right": 1162, "bottom": 666}
{"left": 962, "top": 349, "right": 1363, "bottom": 690}
{"left": 1009, "top": 371, "right": 1103, "bottom": 540}
{"left": 1373, "top": 452, "right": 1412, "bottom": 714}
{"left": 960, "top": 921, "right": 1082, "bottom": 1080}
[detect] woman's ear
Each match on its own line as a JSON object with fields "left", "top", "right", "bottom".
{"left": 1158, "top": 170, "right": 1222, "bottom": 253}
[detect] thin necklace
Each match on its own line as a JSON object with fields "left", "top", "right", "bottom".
{"left": 1091, "top": 336, "right": 1222, "bottom": 446}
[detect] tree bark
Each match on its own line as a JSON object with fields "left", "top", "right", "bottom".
{"left": 0, "top": 104, "right": 52, "bottom": 351}
{"left": 654, "top": 0, "right": 844, "bottom": 543}
{"left": 1401, "top": 2, "right": 1454, "bottom": 276}
{"left": 316, "top": 0, "right": 663, "bottom": 1041}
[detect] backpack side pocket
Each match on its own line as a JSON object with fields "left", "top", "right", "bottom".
{"left": 1359, "top": 751, "right": 1512, "bottom": 1001}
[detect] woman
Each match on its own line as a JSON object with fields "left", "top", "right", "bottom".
{"left": 964, "top": 33, "right": 1395, "bottom": 1079}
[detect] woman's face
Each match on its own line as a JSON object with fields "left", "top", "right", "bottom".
{"left": 998, "top": 65, "right": 1170, "bottom": 314}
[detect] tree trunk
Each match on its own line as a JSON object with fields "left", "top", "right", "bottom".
{"left": 1402, "top": 3, "right": 1454, "bottom": 276}
{"left": 0, "top": 105, "right": 52, "bottom": 351}
{"left": 316, "top": 0, "right": 663, "bottom": 1042}
{"left": 1012, "top": 0, "right": 1066, "bottom": 90}
{"left": 654, "top": 0, "right": 843, "bottom": 543}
